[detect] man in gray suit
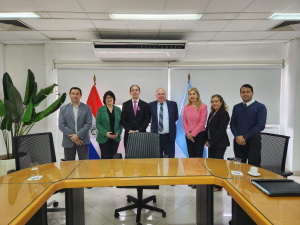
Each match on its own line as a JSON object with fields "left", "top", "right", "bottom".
{"left": 59, "top": 87, "right": 92, "bottom": 160}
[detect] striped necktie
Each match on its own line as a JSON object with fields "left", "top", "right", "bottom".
{"left": 159, "top": 103, "right": 163, "bottom": 132}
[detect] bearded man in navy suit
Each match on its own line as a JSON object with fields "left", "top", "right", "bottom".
{"left": 149, "top": 88, "right": 178, "bottom": 158}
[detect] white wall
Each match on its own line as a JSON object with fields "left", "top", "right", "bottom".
{"left": 281, "top": 39, "right": 300, "bottom": 173}
{"left": 2, "top": 45, "right": 48, "bottom": 156}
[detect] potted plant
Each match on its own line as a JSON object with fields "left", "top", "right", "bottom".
{"left": 0, "top": 69, "right": 66, "bottom": 176}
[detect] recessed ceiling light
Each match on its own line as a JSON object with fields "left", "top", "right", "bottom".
{"left": 269, "top": 13, "right": 300, "bottom": 20}
{"left": 109, "top": 14, "right": 202, "bottom": 21}
{"left": 0, "top": 12, "right": 40, "bottom": 18}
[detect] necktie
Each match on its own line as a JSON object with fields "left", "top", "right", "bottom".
{"left": 244, "top": 103, "right": 247, "bottom": 107}
{"left": 159, "top": 103, "right": 163, "bottom": 132}
{"left": 133, "top": 101, "right": 137, "bottom": 116}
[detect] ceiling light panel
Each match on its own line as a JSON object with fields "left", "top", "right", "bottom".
{"left": 0, "top": 12, "right": 40, "bottom": 18}
{"left": 269, "top": 13, "right": 300, "bottom": 20}
{"left": 109, "top": 14, "right": 202, "bottom": 21}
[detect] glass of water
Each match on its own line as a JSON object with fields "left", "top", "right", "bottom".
{"left": 30, "top": 162, "right": 39, "bottom": 180}
{"left": 234, "top": 158, "right": 241, "bottom": 171}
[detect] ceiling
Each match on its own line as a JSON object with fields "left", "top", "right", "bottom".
{"left": 0, "top": 0, "right": 300, "bottom": 45}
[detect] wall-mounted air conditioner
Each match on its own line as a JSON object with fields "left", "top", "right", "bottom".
{"left": 92, "top": 39, "right": 187, "bottom": 61}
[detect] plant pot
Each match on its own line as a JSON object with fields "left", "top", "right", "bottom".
{"left": 0, "top": 155, "right": 15, "bottom": 177}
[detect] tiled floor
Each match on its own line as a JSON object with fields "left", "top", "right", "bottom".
{"left": 47, "top": 175, "right": 300, "bottom": 225}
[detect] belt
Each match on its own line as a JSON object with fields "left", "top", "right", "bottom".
{"left": 159, "top": 133, "right": 170, "bottom": 135}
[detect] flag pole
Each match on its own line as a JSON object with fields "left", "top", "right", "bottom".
{"left": 93, "top": 74, "right": 96, "bottom": 85}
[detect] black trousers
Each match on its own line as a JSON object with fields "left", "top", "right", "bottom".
{"left": 159, "top": 134, "right": 175, "bottom": 158}
{"left": 209, "top": 147, "right": 227, "bottom": 189}
{"left": 99, "top": 139, "right": 120, "bottom": 159}
{"left": 233, "top": 139, "right": 252, "bottom": 163}
{"left": 186, "top": 131, "right": 206, "bottom": 158}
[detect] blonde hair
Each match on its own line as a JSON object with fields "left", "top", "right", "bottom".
{"left": 186, "top": 87, "right": 202, "bottom": 111}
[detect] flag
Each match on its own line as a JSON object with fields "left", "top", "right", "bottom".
{"left": 175, "top": 81, "right": 208, "bottom": 158}
{"left": 87, "top": 85, "right": 103, "bottom": 159}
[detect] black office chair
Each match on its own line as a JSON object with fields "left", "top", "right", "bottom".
{"left": 114, "top": 132, "right": 166, "bottom": 225}
{"left": 14, "top": 132, "right": 65, "bottom": 212}
{"left": 228, "top": 132, "right": 292, "bottom": 178}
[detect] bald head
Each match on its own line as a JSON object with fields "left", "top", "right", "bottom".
{"left": 155, "top": 88, "right": 166, "bottom": 103}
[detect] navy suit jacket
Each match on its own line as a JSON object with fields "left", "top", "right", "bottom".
{"left": 149, "top": 100, "right": 179, "bottom": 141}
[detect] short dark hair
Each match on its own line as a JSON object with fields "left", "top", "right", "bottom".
{"left": 240, "top": 84, "right": 253, "bottom": 93}
{"left": 103, "top": 91, "right": 116, "bottom": 105}
{"left": 130, "top": 85, "right": 140, "bottom": 92}
{"left": 69, "top": 87, "right": 82, "bottom": 95}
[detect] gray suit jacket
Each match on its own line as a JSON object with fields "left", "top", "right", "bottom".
{"left": 59, "top": 102, "right": 92, "bottom": 148}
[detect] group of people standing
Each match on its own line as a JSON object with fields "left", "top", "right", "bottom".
{"left": 59, "top": 84, "right": 267, "bottom": 191}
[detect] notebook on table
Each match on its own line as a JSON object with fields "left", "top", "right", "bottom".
{"left": 251, "top": 179, "right": 300, "bottom": 197}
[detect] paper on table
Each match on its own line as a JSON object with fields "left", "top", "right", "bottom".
{"left": 28, "top": 175, "right": 43, "bottom": 181}
{"left": 231, "top": 171, "right": 243, "bottom": 176}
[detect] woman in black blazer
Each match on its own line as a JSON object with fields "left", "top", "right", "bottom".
{"left": 205, "top": 94, "right": 230, "bottom": 191}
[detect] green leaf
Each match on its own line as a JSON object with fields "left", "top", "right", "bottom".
{"left": 24, "top": 108, "right": 36, "bottom": 125}
{"left": 33, "top": 83, "right": 57, "bottom": 107}
{"left": 34, "top": 93, "right": 66, "bottom": 122}
{"left": 22, "top": 98, "right": 33, "bottom": 122}
{"left": 2, "top": 73, "right": 13, "bottom": 100}
{"left": 8, "top": 85, "right": 23, "bottom": 119}
{"left": 23, "top": 70, "right": 35, "bottom": 105}
{"left": 0, "top": 100, "right": 6, "bottom": 117}
{"left": 1, "top": 114, "right": 12, "bottom": 131}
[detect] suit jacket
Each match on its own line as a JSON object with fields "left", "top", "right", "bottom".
{"left": 149, "top": 100, "right": 179, "bottom": 141}
{"left": 96, "top": 105, "right": 123, "bottom": 144}
{"left": 59, "top": 102, "right": 92, "bottom": 148}
{"left": 120, "top": 99, "right": 151, "bottom": 135}
{"left": 205, "top": 109, "right": 230, "bottom": 148}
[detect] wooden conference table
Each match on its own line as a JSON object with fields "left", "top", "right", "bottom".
{"left": 0, "top": 158, "right": 299, "bottom": 225}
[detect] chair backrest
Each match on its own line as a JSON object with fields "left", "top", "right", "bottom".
{"left": 14, "top": 132, "right": 57, "bottom": 171}
{"left": 125, "top": 132, "right": 160, "bottom": 159}
{"left": 253, "top": 132, "right": 290, "bottom": 172}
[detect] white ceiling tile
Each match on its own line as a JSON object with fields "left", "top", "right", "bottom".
{"left": 127, "top": 21, "right": 161, "bottom": 31}
{"left": 239, "top": 31, "right": 277, "bottom": 40}
{"left": 185, "top": 32, "right": 217, "bottom": 40}
{"left": 57, "top": 19, "right": 96, "bottom": 31}
{"left": 49, "top": 13, "right": 88, "bottom": 19}
{"left": 92, "top": 20, "right": 128, "bottom": 30}
{"left": 34, "top": 0, "right": 84, "bottom": 12}
{"left": 212, "top": 32, "right": 247, "bottom": 40}
{"left": 158, "top": 32, "right": 186, "bottom": 40}
{"left": 201, "top": 13, "right": 238, "bottom": 20}
{"left": 36, "top": 13, "right": 53, "bottom": 19}
{"left": 160, "top": 21, "right": 196, "bottom": 31}
{"left": 39, "top": 31, "right": 74, "bottom": 39}
{"left": 222, "top": 20, "right": 282, "bottom": 31}
{"left": 283, "top": 1, "right": 300, "bottom": 13}
{"left": 20, "top": 19, "right": 67, "bottom": 31}
{"left": 266, "top": 31, "right": 300, "bottom": 40}
{"left": 235, "top": 13, "right": 273, "bottom": 20}
{"left": 164, "top": 0, "right": 210, "bottom": 13}
{"left": 244, "top": 0, "right": 299, "bottom": 13}
{"left": 78, "top": 0, "right": 165, "bottom": 13}
{"left": 0, "top": 0, "right": 43, "bottom": 11}
{"left": 70, "top": 31, "right": 100, "bottom": 40}
{"left": 205, "top": 0, "right": 253, "bottom": 13}
{"left": 88, "top": 14, "right": 110, "bottom": 20}
{"left": 192, "top": 20, "right": 231, "bottom": 31}
{"left": 101, "top": 32, "right": 130, "bottom": 39}
{"left": 129, "top": 32, "right": 158, "bottom": 39}
{"left": 0, "top": 31, "right": 49, "bottom": 40}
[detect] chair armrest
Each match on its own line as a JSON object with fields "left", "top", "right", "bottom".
{"left": 61, "top": 158, "right": 69, "bottom": 161}
{"left": 113, "top": 153, "right": 123, "bottom": 159}
{"left": 276, "top": 171, "right": 293, "bottom": 178}
{"left": 7, "top": 169, "right": 16, "bottom": 174}
{"left": 227, "top": 157, "right": 235, "bottom": 161}
{"left": 163, "top": 155, "right": 169, "bottom": 158}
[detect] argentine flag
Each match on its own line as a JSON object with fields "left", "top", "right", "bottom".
{"left": 175, "top": 80, "right": 208, "bottom": 158}
{"left": 87, "top": 85, "right": 102, "bottom": 159}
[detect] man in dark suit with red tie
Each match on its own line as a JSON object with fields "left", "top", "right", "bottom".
{"left": 121, "top": 85, "right": 151, "bottom": 151}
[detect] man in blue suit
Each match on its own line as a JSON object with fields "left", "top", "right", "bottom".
{"left": 149, "top": 88, "right": 179, "bottom": 158}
